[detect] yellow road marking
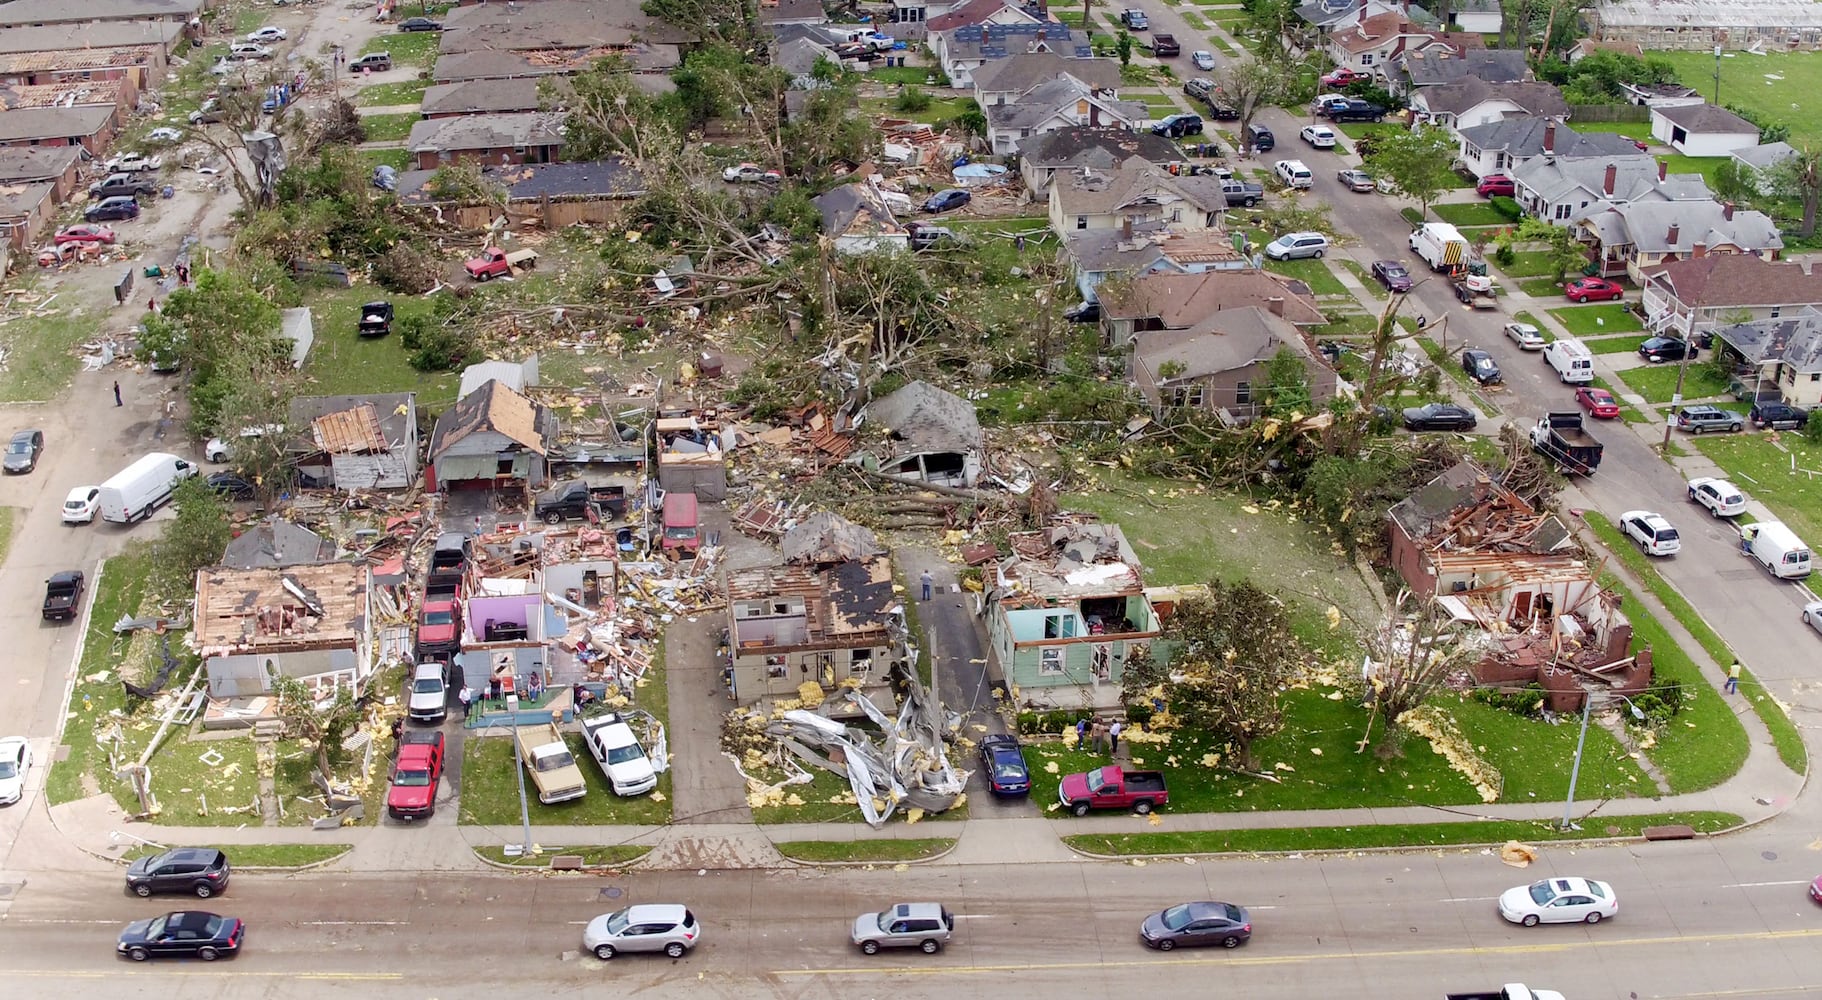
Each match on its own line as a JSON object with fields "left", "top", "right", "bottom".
{"left": 774, "top": 927, "right": 1822, "bottom": 977}
{"left": 0, "top": 970, "right": 403, "bottom": 980}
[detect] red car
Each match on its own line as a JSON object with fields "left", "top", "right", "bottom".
{"left": 1476, "top": 175, "right": 1515, "bottom": 197}
{"left": 1564, "top": 276, "right": 1624, "bottom": 303}
{"left": 1575, "top": 386, "right": 1621, "bottom": 419}
{"left": 1321, "top": 68, "right": 1364, "bottom": 87}
{"left": 1810, "top": 875, "right": 1822, "bottom": 904}
{"left": 54, "top": 224, "right": 117, "bottom": 245}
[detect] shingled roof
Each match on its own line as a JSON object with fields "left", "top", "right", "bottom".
{"left": 428, "top": 379, "right": 552, "bottom": 457}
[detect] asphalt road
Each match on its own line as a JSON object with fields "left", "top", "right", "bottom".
{"left": 3, "top": 833, "right": 1820, "bottom": 1000}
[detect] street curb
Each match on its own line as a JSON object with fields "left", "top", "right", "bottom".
{"left": 468, "top": 846, "right": 654, "bottom": 873}
{"left": 769, "top": 837, "right": 960, "bottom": 867}
{"left": 1059, "top": 829, "right": 1726, "bottom": 863}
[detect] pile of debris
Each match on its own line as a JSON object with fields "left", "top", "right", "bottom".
{"left": 726, "top": 663, "right": 967, "bottom": 827}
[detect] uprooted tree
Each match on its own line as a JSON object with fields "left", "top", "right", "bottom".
{"left": 1359, "top": 589, "right": 1483, "bottom": 749}
{"left": 1148, "top": 580, "right": 1306, "bottom": 771}
{"left": 268, "top": 674, "right": 362, "bottom": 780}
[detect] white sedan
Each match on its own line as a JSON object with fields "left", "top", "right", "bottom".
{"left": 1803, "top": 601, "right": 1822, "bottom": 637}
{"left": 247, "top": 26, "right": 287, "bottom": 43}
{"left": 1191, "top": 50, "right": 1216, "bottom": 71}
{"left": 1503, "top": 321, "right": 1546, "bottom": 350}
{"left": 1619, "top": 510, "right": 1680, "bottom": 556}
{"left": 1687, "top": 476, "right": 1747, "bottom": 517}
{"left": 1498, "top": 877, "right": 1618, "bottom": 926}
{"left": 0, "top": 736, "right": 30, "bottom": 805}
{"left": 1299, "top": 124, "right": 1338, "bottom": 148}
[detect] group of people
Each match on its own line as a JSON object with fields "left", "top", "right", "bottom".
{"left": 1074, "top": 716, "right": 1124, "bottom": 756}
{"left": 449, "top": 663, "right": 551, "bottom": 719}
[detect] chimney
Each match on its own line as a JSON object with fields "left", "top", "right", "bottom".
{"left": 1035, "top": 28, "right": 1045, "bottom": 41}
{"left": 1544, "top": 121, "right": 1555, "bottom": 154}
{"left": 1667, "top": 223, "right": 1680, "bottom": 246}
{"left": 1603, "top": 162, "right": 1617, "bottom": 196}
{"left": 1724, "top": 201, "right": 1736, "bottom": 221}
{"left": 1267, "top": 296, "right": 1286, "bottom": 317}
{"left": 1693, "top": 241, "right": 1707, "bottom": 259}
{"left": 981, "top": 25, "right": 989, "bottom": 44}
{"left": 1658, "top": 160, "right": 1667, "bottom": 181}
{"left": 1121, "top": 215, "right": 1133, "bottom": 240}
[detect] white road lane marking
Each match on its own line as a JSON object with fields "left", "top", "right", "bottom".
{"left": 1439, "top": 896, "right": 1497, "bottom": 902}
{"left": 296, "top": 920, "right": 407, "bottom": 926}
{"left": 1720, "top": 880, "right": 1809, "bottom": 888}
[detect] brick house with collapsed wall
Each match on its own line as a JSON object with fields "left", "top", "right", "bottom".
{"left": 1386, "top": 460, "right": 1651, "bottom": 711}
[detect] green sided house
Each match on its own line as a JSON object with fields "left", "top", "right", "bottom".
{"left": 985, "top": 524, "right": 1160, "bottom": 709}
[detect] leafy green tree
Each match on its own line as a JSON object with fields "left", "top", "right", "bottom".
{"left": 1116, "top": 30, "right": 1133, "bottom": 67}
{"left": 640, "top": 0, "right": 757, "bottom": 46}
{"left": 1767, "top": 144, "right": 1822, "bottom": 238}
{"left": 269, "top": 673, "right": 362, "bottom": 779}
{"left": 1157, "top": 581, "right": 1305, "bottom": 770}
{"left": 148, "top": 477, "right": 233, "bottom": 600}
{"left": 1515, "top": 217, "right": 1593, "bottom": 281}
{"left": 1364, "top": 124, "right": 1458, "bottom": 217}
{"left": 1262, "top": 346, "right": 1314, "bottom": 418}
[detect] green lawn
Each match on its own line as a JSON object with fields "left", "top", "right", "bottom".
{"left": 1263, "top": 256, "right": 1348, "bottom": 295}
{"left": 1547, "top": 303, "right": 1643, "bottom": 336}
{"left": 0, "top": 306, "right": 113, "bottom": 403}
{"left": 774, "top": 839, "right": 955, "bottom": 863}
{"left": 360, "top": 147, "right": 411, "bottom": 172}
{"left": 858, "top": 95, "right": 973, "bottom": 126}
{"left": 1618, "top": 362, "right": 1730, "bottom": 404}
{"left": 1338, "top": 259, "right": 1386, "bottom": 298}
{"left": 1568, "top": 120, "right": 1654, "bottom": 143}
{"left": 47, "top": 546, "right": 156, "bottom": 806}
{"left": 360, "top": 112, "right": 419, "bottom": 142}
{"left": 1132, "top": 92, "right": 1182, "bottom": 111}
{"left": 459, "top": 732, "right": 673, "bottom": 826}
{"left": 363, "top": 29, "right": 440, "bottom": 68}
{"left": 867, "top": 64, "right": 936, "bottom": 86}
{"left": 1584, "top": 334, "right": 1644, "bottom": 355}
{"left": 1583, "top": 513, "right": 1805, "bottom": 776}
{"left": 295, "top": 288, "right": 462, "bottom": 405}
{"left": 354, "top": 79, "right": 429, "bottom": 107}
{"left": 1064, "top": 811, "right": 1741, "bottom": 855}
{"left": 1519, "top": 276, "right": 1569, "bottom": 297}
{"left": 1657, "top": 49, "right": 1822, "bottom": 148}
{"left": 124, "top": 843, "right": 350, "bottom": 867}
{"left": 1431, "top": 201, "right": 1516, "bottom": 227}
{"left": 1499, "top": 250, "right": 1561, "bottom": 278}
{"left": 1335, "top": 121, "right": 1405, "bottom": 141}
{"left": 1179, "top": 10, "right": 1211, "bottom": 29}
{"left": 1418, "top": 339, "right": 1499, "bottom": 419}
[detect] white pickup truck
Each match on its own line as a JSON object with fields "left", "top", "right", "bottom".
{"left": 580, "top": 712, "right": 657, "bottom": 797}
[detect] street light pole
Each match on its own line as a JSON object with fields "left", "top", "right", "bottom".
{"left": 1714, "top": 44, "right": 1723, "bottom": 107}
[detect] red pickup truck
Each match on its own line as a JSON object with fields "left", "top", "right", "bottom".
{"left": 464, "top": 246, "right": 539, "bottom": 280}
{"left": 387, "top": 730, "right": 445, "bottom": 820}
{"left": 416, "top": 597, "right": 462, "bottom": 656}
{"left": 1057, "top": 765, "right": 1169, "bottom": 816}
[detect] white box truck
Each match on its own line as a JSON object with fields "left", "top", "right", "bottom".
{"left": 97, "top": 452, "right": 199, "bottom": 524}
{"left": 1409, "top": 221, "right": 1469, "bottom": 272}
{"left": 1744, "top": 520, "right": 1812, "bottom": 579}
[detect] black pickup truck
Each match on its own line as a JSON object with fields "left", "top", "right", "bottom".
{"left": 534, "top": 479, "right": 629, "bottom": 524}
{"left": 43, "top": 570, "right": 85, "bottom": 622}
{"left": 357, "top": 301, "right": 393, "bottom": 338}
{"left": 1321, "top": 98, "right": 1387, "bottom": 122}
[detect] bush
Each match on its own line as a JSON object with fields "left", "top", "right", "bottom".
{"left": 1490, "top": 195, "right": 1522, "bottom": 222}
{"left": 1472, "top": 683, "right": 1545, "bottom": 717}
{"left": 1494, "top": 242, "right": 1517, "bottom": 266}
{"left": 1124, "top": 702, "right": 1155, "bottom": 727}
{"left": 398, "top": 313, "right": 469, "bottom": 372}
{"left": 1015, "top": 709, "right": 1092, "bottom": 735}
{"left": 371, "top": 243, "right": 440, "bottom": 294}
{"left": 894, "top": 86, "right": 932, "bottom": 113}
{"left": 1628, "top": 678, "right": 1683, "bottom": 724}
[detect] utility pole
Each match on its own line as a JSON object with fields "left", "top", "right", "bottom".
{"left": 1659, "top": 315, "right": 1694, "bottom": 448}
{"left": 1560, "top": 690, "right": 1593, "bottom": 830}
{"left": 1714, "top": 43, "right": 1723, "bottom": 107}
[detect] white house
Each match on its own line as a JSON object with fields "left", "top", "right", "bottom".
{"left": 1446, "top": 0, "right": 1503, "bottom": 33}
{"left": 1455, "top": 117, "right": 1641, "bottom": 181}
{"left": 1650, "top": 103, "right": 1761, "bottom": 157}
{"left": 1412, "top": 77, "right": 1569, "bottom": 133}
{"left": 1511, "top": 155, "right": 1711, "bottom": 225}
{"left": 1732, "top": 141, "right": 1797, "bottom": 195}
{"left": 983, "top": 77, "right": 1146, "bottom": 155}
{"left": 1640, "top": 255, "right": 1822, "bottom": 339}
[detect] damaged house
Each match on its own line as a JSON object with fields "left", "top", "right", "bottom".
{"left": 985, "top": 523, "right": 1161, "bottom": 709}
{"left": 655, "top": 411, "right": 731, "bottom": 501}
{"left": 856, "top": 380, "right": 984, "bottom": 488}
{"left": 1386, "top": 461, "right": 1650, "bottom": 711}
{"left": 287, "top": 393, "right": 420, "bottom": 491}
{"left": 725, "top": 514, "right": 905, "bottom": 707}
{"left": 192, "top": 562, "right": 375, "bottom": 728}
{"left": 426, "top": 378, "right": 558, "bottom": 492}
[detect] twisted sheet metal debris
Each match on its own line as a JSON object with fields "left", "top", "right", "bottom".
{"left": 744, "top": 664, "right": 967, "bottom": 827}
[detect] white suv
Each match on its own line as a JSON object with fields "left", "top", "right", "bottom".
{"left": 1620, "top": 510, "right": 1681, "bottom": 557}
{"left": 1274, "top": 158, "right": 1313, "bottom": 188}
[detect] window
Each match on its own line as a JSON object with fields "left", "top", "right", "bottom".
{"left": 1076, "top": 216, "right": 1088, "bottom": 230}
{"left": 1043, "top": 614, "right": 1077, "bottom": 638}
{"left": 1168, "top": 385, "right": 1205, "bottom": 408}
{"left": 1235, "top": 381, "right": 1252, "bottom": 404}
{"left": 1170, "top": 208, "right": 1182, "bottom": 222}
{"left": 1771, "top": 306, "right": 1782, "bottom": 318}
{"left": 765, "top": 654, "right": 787, "bottom": 679}
{"left": 1361, "top": 53, "right": 1374, "bottom": 65}
{"left": 1554, "top": 203, "right": 1572, "bottom": 221}
{"left": 1039, "top": 647, "right": 1064, "bottom": 675}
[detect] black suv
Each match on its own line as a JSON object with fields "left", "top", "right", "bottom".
{"left": 126, "top": 847, "right": 231, "bottom": 898}
{"left": 1247, "top": 123, "right": 1274, "bottom": 152}
{"left": 1638, "top": 336, "right": 1696, "bottom": 363}
{"left": 1750, "top": 400, "right": 1809, "bottom": 430}
{"left": 1152, "top": 113, "right": 1203, "bottom": 138}
{"left": 1324, "top": 98, "right": 1387, "bottom": 122}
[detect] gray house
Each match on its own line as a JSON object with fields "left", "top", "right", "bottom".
{"left": 1016, "top": 126, "right": 1181, "bottom": 196}
{"left": 288, "top": 393, "right": 420, "bottom": 491}
{"left": 427, "top": 379, "right": 557, "bottom": 492}
{"left": 859, "top": 380, "right": 984, "bottom": 488}
{"left": 1511, "top": 155, "right": 1711, "bottom": 225}
{"left": 220, "top": 518, "right": 336, "bottom": 571}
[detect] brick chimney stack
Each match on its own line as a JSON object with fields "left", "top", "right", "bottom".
{"left": 1693, "top": 241, "right": 1707, "bottom": 259}
{"left": 1121, "top": 215, "right": 1133, "bottom": 240}
{"left": 1667, "top": 223, "right": 1680, "bottom": 245}
{"left": 1544, "top": 121, "right": 1555, "bottom": 154}
{"left": 1267, "top": 296, "right": 1285, "bottom": 317}
{"left": 1724, "top": 202, "right": 1736, "bottom": 221}
{"left": 1604, "top": 162, "right": 1617, "bottom": 196}
{"left": 1658, "top": 160, "right": 1667, "bottom": 181}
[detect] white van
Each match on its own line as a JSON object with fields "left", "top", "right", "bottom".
{"left": 97, "top": 452, "right": 199, "bottom": 524}
{"left": 1274, "top": 158, "right": 1313, "bottom": 189}
{"left": 1746, "top": 520, "right": 1812, "bottom": 579}
{"left": 1543, "top": 337, "right": 1594, "bottom": 384}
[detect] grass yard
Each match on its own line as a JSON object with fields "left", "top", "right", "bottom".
{"left": 867, "top": 64, "right": 935, "bottom": 86}
{"left": 1262, "top": 256, "right": 1348, "bottom": 296}
{"left": 1132, "top": 92, "right": 1183, "bottom": 111}
{"left": 360, "top": 112, "right": 420, "bottom": 142}
{"left": 1618, "top": 362, "right": 1730, "bottom": 404}
{"left": 354, "top": 79, "right": 429, "bottom": 107}
{"left": 1693, "top": 432, "right": 1822, "bottom": 556}
{"left": 774, "top": 838, "right": 956, "bottom": 863}
{"left": 459, "top": 733, "right": 673, "bottom": 826}
{"left": 1509, "top": 310, "right": 1552, "bottom": 340}
{"left": 1547, "top": 303, "right": 1643, "bottom": 336}
{"left": 295, "top": 288, "right": 462, "bottom": 405}
{"left": 360, "top": 147, "right": 412, "bottom": 173}
{"left": 1179, "top": 11, "right": 1211, "bottom": 29}
{"left": 1567, "top": 120, "right": 1654, "bottom": 143}
{"left": 124, "top": 843, "right": 350, "bottom": 868}
{"left": 474, "top": 845, "right": 651, "bottom": 867}
{"left": 1584, "top": 334, "right": 1644, "bottom": 355}
{"left": 1519, "top": 276, "right": 1569, "bottom": 297}
{"left": 1498, "top": 250, "right": 1560, "bottom": 278}
{"left": 1338, "top": 259, "right": 1386, "bottom": 298}
{"left": 1657, "top": 49, "right": 1822, "bottom": 149}
{"left": 1583, "top": 512, "right": 1805, "bottom": 776}
{"left": 1417, "top": 339, "right": 1500, "bottom": 419}
{"left": 363, "top": 29, "right": 440, "bottom": 68}
{"left": 858, "top": 95, "right": 972, "bottom": 126}
{"left": 1210, "top": 36, "right": 1242, "bottom": 57}
{"left": 1335, "top": 121, "right": 1405, "bottom": 141}
{"left": 0, "top": 304, "right": 117, "bottom": 403}
{"left": 1431, "top": 201, "right": 1516, "bottom": 227}
{"left": 1064, "top": 811, "right": 1741, "bottom": 855}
